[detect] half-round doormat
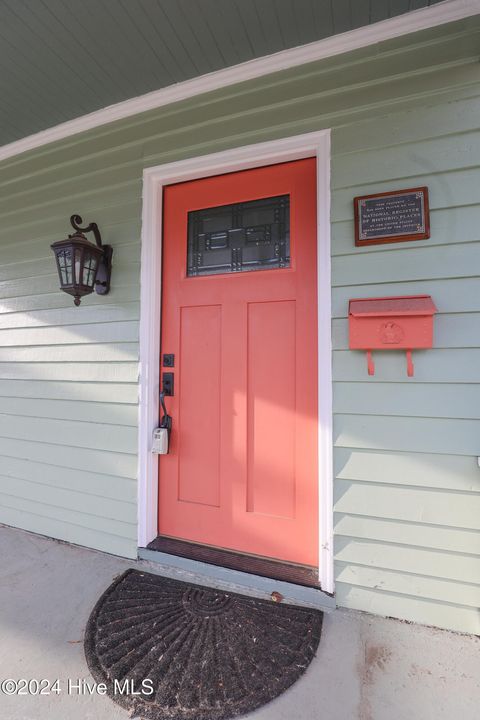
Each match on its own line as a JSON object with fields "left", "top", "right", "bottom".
{"left": 84, "top": 569, "right": 323, "bottom": 720}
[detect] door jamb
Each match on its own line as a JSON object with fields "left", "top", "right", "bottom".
{"left": 138, "top": 129, "right": 334, "bottom": 594}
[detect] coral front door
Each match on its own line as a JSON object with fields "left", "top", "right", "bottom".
{"left": 158, "top": 158, "right": 318, "bottom": 568}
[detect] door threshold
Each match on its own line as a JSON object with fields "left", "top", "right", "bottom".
{"left": 138, "top": 541, "right": 335, "bottom": 611}
{"left": 147, "top": 535, "right": 319, "bottom": 588}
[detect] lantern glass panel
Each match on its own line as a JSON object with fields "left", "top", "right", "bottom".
{"left": 74, "top": 247, "right": 83, "bottom": 284}
{"left": 57, "top": 248, "right": 72, "bottom": 285}
{"left": 82, "top": 251, "right": 99, "bottom": 288}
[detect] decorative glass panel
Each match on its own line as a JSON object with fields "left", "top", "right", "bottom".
{"left": 82, "top": 251, "right": 98, "bottom": 287}
{"left": 74, "top": 247, "right": 82, "bottom": 284}
{"left": 57, "top": 249, "right": 72, "bottom": 284}
{"left": 187, "top": 194, "right": 290, "bottom": 277}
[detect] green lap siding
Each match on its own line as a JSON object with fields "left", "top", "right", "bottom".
{"left": 0, "top": 18, "right": 479, "bottom": 631}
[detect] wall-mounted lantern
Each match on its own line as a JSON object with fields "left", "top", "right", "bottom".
{"left": 51, "top": 215, "right": 113, "bottom": 306}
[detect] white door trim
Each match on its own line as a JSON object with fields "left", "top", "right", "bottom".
{"left": 138, "top": 129, "right": 334, "bottom": 594}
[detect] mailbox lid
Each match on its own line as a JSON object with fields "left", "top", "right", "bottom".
{"left": 349, "top": 295, "right": 437, "bottom": 318}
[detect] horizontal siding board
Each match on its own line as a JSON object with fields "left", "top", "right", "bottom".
{"left": 0, "top": 475, "right": 136, "bottom": 524}
{"left": 0, "top": 492, "right": 136, "bottom": 539}
{"left": 0, "top": 454, "right": 136, "bottom": 502}
{"left": 336, "top": 562, "right": 480, "bottom": 608}
{"left": 0, "top": 302, "right": 139, "bottom": 329}
{"left": 0, "top": 202, "right": 141, "bottom": 247}
{"left": 0, "top": 437, "right": 137, "bottom": 478}
{"left": 334, "top": 414, "right": 480, "bottom": 457}
{"left": 0, "top": 193, "right": 140, "bottom": 242}
{"left": 0, "top": 143, "right": 140, "bottom": 195}
{"left": 332, "top": 278, "right": 480, "bottom": 317}
{"left": 0, "top": 286, "right": 140, "bottom": 314}
{"left": 335, "top": 584, "right": 480, "bottom": 634}
{"left": 0, "top": 343, "right": 138, "bottom": 362}
{"left": 334, "top": 382, "right": 480, "bottom": 419}
{"left": 0, "top": 159, "right": 143, "bottom": 214}
{"left": 334, "top": 514, "right": 480, "bottom": 554}
{"left": 332, "top": 205, "right": 480, "bottom": 256}
{"left": 335, "top": 449, "right": 479, "bottom": 492}
{"left": 332, "top": 241, "right": 480, "bottom": 287}
{"left": 334, "top": 537, "right": 480, "bottom": 584}
{"left": 138, "top": 89, "right": 480, "bottom": 174}
{"left": 0, "top": 397, "right": 138, "bottom": 426}
{"left": 0, "top": 510, "right": 137, "bottom": 558}
{"left": 0, "top": 361, "right": 139, "bottom": 382}
{"left": 333, "top": 93, "right": 480, "bottom": 153}
{"left": 0, "top": 179, "right": 141, "bottom": 229}
{"left": 334, "top": 348, "right": 480, "bottom": 383}
{"left": 0, "top": 414, "right": 137, "bottom": 454}
{"left": 0, "top": 379, "right": 138, "bottom": 403}
{"left": 127, "top": 57, "right": 480, "bottom": 145}
{"left": 155, "top": 66, "right": 480, "bottom": 147}
{"left": 0, "top": 322, "right": 139, "bottom": 346}
{"left": 332, "top": 167, "right": 480, "bottom": 223}
{"left": 0, "top": 257, "right": 63, "bottom": 281}
{"left": 139, "top": 69, "right": 480, "bottom": 167}
{"left": 332, "top": 130, "right": 480, "bottom": 189}
{"left": 334, "top": 480, "right": 480, "bottom": 530}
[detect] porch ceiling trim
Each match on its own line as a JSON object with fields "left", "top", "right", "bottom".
{"left": 0, "top": 0, "right": 478, "bottom": 164}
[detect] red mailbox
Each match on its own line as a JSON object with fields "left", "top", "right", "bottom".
{"left": 349, "top": 295, "right": 437, "bottom": 377}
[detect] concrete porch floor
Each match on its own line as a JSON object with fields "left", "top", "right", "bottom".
{"left": 0, "top": 525, "right": 478, "bottom": 720}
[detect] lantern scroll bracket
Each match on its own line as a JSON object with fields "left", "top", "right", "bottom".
{"left": 70, "top": 214, "right": 103, "bottom": 248}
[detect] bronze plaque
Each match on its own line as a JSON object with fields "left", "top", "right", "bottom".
{"left": 354, "top": 186, "right": 430, "bottom": 247}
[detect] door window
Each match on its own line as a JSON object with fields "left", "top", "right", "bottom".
{"left": 186, "top": 194, "right": 290, "bottom": 276}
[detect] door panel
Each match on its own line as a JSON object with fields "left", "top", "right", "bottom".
{"left": 159, "top": 158, "right": 318, "bottom": 567}
{"left": 246, "top": 300, "right": 296, "bottom": 519}
{"left": 178, "top": 304, "right": 221, "bottom": 507}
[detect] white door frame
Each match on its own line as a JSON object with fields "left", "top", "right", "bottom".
{"left": 138, "top": 129, "right": 334, "bottom": 594}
